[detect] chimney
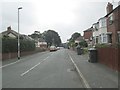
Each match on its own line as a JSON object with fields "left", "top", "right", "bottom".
{"left": 118, "top": 1, "right": 120, "bottom": 6}
{"left": 7, "top": 26, "right": 11, "bottom": 31}
{"left": 106, "top": 2, "right": 113, "bottom": 14}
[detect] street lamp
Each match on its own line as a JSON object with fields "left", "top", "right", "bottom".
{"left": 18, "top": 7, "right": 22, "bottom": 59}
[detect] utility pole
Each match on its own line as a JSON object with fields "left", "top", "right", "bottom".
{"left": 18, "top": 7, "right": 22, "bottom": 59}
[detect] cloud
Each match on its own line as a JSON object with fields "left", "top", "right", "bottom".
{"left": 2, "top": 0, "right": 119, "bottom": 43}
{"left": 2, "top": 2, "right": 36, "bottom": 31}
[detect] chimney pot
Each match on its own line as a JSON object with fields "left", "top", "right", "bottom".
{"left": 106, "top": 2, "right": 113, "bottom": 14}
{"left": 7, "top": 26, "right": 11, "bottom": 31}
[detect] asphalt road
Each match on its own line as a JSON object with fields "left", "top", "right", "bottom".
{"left": 2, "top": 49, "right": 83, "bottom": 88}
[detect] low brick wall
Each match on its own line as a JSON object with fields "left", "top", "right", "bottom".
{"left": 2, "top": 47, "right": 47, "bottom": 60}
{"left": 97, "top": 47, "right": 120, "bottom": 71}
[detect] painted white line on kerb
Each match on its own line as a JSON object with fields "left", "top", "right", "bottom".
{"left": 68, "top": 54, "right": 91, "bottom": 88}
{"left": 0, "top": 60, "right": 20, "bottom": 69}
{"left": 21, "top": 55, "right": 51, "bottom": 76}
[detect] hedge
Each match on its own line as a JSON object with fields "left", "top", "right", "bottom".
{"left": 2, "top": 37, "right": 35, "bottom": 53}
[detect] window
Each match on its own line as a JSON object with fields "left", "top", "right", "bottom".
{"left": 108, "top": 14, "right": 113, "bottom": 25}
{"left": 107, "top": 34, "right": 112, "bottom": 43}
{"left": 93, "top": 23, "right": 99, "bottom": 31}
{"left": 99, "top": 35, "right": 101, "bottom": 43}
{"left": 99, "top": 18, "right": 106, "bottom": 28}
{"left": 103, "top": 34, "right": 107, "bottom": 43}
{"left": 92, "top": 37, "right": 95, "bottom": 44}
{"left": 96, "top": 36, "right": 99, "bottom": 44}
{"left": 118, "top": 34, "right": 120, "bottom": 43}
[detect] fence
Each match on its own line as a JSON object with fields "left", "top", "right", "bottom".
{"left": 97, "top": 47, "right": 120, "bottom": 71}
{"left": 2, "top": 47, "right": 47, "bottom": 60}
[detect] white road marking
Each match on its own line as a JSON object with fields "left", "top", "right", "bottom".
{"left": 0, "top": 51, "right": 49, "bottom": 69}
{"left": 0, "top": 60, "right": 20, "bottom": 69}
{"left": 68, "top": 54, "right": 91, "bottom": 88}
{"left": 20, "top": 55, "right": 51, "bottom": 76}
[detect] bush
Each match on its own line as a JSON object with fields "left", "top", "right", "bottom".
{"left": 20, "top": 40, "right": 35, "bottom": 52}
{"left": 95, "top": 43, "right": 108, "bottom": 48}
{"left": 83, "top": 48, "right": 88, "bottom": 54}
{"left": 79, "top": 40, "right": 88, "bottom": 47}
{"left": 95, "top": 43, "right": 120, "bottom": 48}
{"left": 2, "top": 37, "right": 35, "bottom": 53}
{"left": 2, "top": 38, "right": 18, "bottom": 53}
{"left": 0, "top": 38, "right": 2, "bottom": 52}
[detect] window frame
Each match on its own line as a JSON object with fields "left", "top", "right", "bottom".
{"left": 108, "top": 14, "right": 113, "bottom": 25}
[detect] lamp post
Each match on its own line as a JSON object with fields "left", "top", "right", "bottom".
{"left": 18, "top": 7, "right": 22, "bottom": 59}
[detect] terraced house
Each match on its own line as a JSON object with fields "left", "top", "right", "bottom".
{"left": 83, "top": 27, "right": 93, "bottom": 46}
{"left": 92, "top": 2, "right": 120, "bottom": 46}
{"left": 105, "top": 2, "right": 120, "bottom": 44}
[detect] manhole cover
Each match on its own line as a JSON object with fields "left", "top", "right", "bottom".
{"left": 67, "top": 68, "right": 75, "bottom": 72}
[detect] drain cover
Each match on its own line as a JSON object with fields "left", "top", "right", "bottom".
{"left": 67, "top": 68, "right": 75, "bottom": 72}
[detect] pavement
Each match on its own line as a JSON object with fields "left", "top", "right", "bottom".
{"left": 67, "top": 49, "right": 118, "bottom": 88}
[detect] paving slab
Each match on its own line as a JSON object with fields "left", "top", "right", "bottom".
{"left": 68, "top": 50, "right": 118, "bottom": 88}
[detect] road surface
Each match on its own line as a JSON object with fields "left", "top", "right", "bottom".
{"left": 2, "top": 49, "right": 84, "bottom": 88}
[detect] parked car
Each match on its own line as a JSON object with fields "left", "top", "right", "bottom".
{"left": 49, "top": 46, "right": 57, "bottom": 52}
{"left": 56, "top": 47, "right": 60, "bottom": 50}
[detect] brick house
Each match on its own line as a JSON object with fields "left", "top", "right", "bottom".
{"left": 2, "top": 26, "right": 33, "bottom": 40}
{"left": 28, "top": 31, "right": 47, "bottom": 48}
{"left": 105, "top": 2, "right": 120, "bottom": 45}
{"left": 83, "top": 2, "right": 120, "bottom": 71}
{"left": 95, "top": 2, "right": 120, "bottom": 71}
{"left": 83, "top": 27, "right": 93, "bottom": 46}
{"left": 2, "top": 26, "right": 19, "bottom": 38}
{"left": 37, "top": 38, "right": 47, "bottom": 49}
{"left": 75, "top": 36, "right": 84, "bottom": 44}
{"left": 92, "top": 2, "right": 120, "bottom": 46}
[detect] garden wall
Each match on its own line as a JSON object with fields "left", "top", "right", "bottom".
{"left": 2, "top": 47, "right": 46, "bottom": 60}
{"left": 97, "top": 47, "right": 120, "bottom": 71}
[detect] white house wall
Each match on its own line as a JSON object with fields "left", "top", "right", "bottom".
{"left": 93, "top": 17, "right": 108, "bottom": 45}
{"left": 99, "top": 27, "right": 107, "bottom": 34}
{"left": 99, "top": 27, "right": 108, "bottom": 43}
{"left": 8, "top": 33, "right": 16, "bottom": 38}
{"left": 93, "top": 31, "right": 99, "bottom": 37}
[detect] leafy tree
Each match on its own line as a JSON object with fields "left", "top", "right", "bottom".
{"left": 79, "top": 40, "right": 88, "bottom": 47}
{"left": 67, "top": 32, "right": 81, "bottom": 47}
{"left": 43, "top": 30, "right": 61, "bottom": 46}
{"left": 71, "top": 32, "right": 81, "bottom": 41}
{"left": 28, "top": 31, "right": 42, "bottom": 40}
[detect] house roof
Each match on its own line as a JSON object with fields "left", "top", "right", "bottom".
{"left": 105, "top": 5, "right": 120, "bottom": 17}
{"left": 2, "top": 30, "right": 21, "bottom": 36}
{"left": 75, "top": 36, "right": 83, "bottom": 41}
{"left": 2, "top": 26, "right": 21, "bottom": 37}
{"left": 98, "top": 17, "right": 106, "bottom": 21}
{"left": 83, "top": 27, "right": 93, "bottom": 32}
{"left": 21, "top": 34, "right": 34, "bottom": 40}
{"left": 1, "top": 26, "right": 33, "bottom": 40}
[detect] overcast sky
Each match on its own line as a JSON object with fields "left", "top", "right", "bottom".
{"left": 1, "top": 0, "right": 119, "bottom": 43}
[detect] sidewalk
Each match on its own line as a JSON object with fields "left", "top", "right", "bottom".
{"left": 68, "top": 50, "right": 118, "bottom": 88}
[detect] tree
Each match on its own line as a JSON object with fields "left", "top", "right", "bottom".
{"left": 43, "top": 30, "right": 61, "bottom": 46}
{"left": 67, "top": 32, "right": 81, "bottom": 47}
{"left": 28, "top": 31, "right": 42, "bottom": 40}
{"left": 79, "top": 40, "right": 88, "bottom": 47}
{"left": 71, "top": 32, "right": 81, "bottom": 41}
